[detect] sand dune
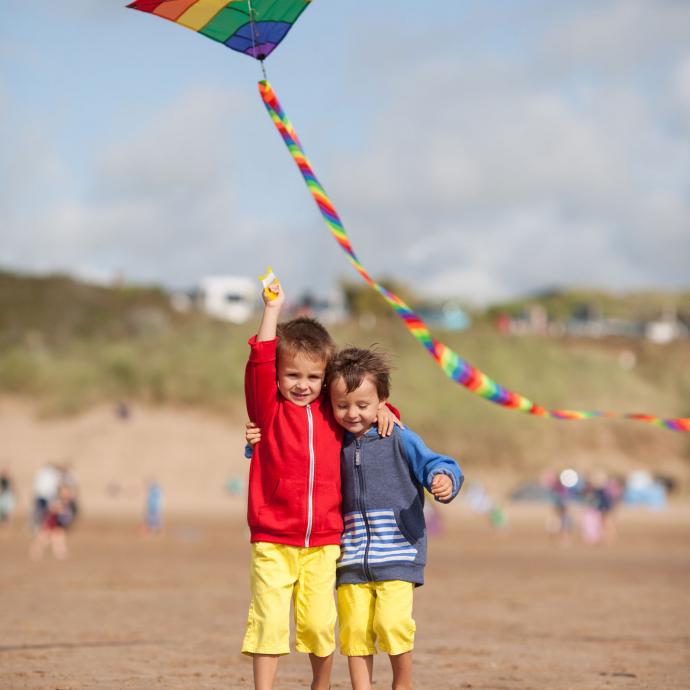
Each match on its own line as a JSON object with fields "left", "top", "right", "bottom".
{"left": 0, "top": 397, "right": 248, "bottom": 519}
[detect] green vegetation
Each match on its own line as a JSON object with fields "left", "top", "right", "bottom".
{"left": 485, "top": 286, "right": 690, "bottom": 322}
{"left": 1, "top": 270, "right": 689, "bottom": 475}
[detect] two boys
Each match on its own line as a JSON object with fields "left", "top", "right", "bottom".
{"left": 243, "top": 282, "right": 463, "bottom": 690}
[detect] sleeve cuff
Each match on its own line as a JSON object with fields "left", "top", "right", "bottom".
{"left": 248, "top": 335, "right": 277, "bottom": 363}
{"left": 427, "top": 469, "right": 459, "bottom": 497}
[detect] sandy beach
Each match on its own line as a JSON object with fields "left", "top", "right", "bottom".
{"left": 1, "top": 399, "right": 689, "bottom": 689}
{"left": 2, "top": 508, "right": 689, "bottom": 690}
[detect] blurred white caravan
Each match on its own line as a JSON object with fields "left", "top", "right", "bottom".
{"left": 197, "top": 276, "right": 257, "bottom": 324}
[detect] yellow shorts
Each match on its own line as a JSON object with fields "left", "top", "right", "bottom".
{"left": 337, "top": 580, "right": 416, "bottom": 656}
{"left": 241, "top": 542, "right": 340, "bottom": 657}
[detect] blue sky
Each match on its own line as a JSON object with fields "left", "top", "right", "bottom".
{"left": 2, "top": 0, "right": 689, "bottom": 303}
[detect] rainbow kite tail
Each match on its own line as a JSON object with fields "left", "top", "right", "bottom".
{"left": 257, "top": 80, "right": 690, "bottom": 434}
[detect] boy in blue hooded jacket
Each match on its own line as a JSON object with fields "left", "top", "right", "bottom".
{"left": 327, "top": 347, "right": 463, "bottom": 690}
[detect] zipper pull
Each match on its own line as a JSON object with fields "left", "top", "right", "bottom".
{"left": 355, "top": 441, "right": 361, "bottom": 466}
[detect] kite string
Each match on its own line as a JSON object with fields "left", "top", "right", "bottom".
{"left": 257, "top": 80, "right": 690, "bottom": 434}
{"left": 246, "top": 0, "right": 267, "bottom": 80}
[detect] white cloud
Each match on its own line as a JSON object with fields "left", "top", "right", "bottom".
{"left": 97, "top": 87, "right": 247, "bottom": 201}
{"left": 539, "top": 0, "right": 690, "bottom": 74}
{"left": 672, "top": 54, "right": 690, "bottom": 114}
{"left": 2, "top": 85, "right": 256, "bottom": 286}
{"left": 319, "top": 3, "right": 690, "bottom": 302}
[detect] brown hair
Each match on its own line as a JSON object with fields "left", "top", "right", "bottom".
{"left": 327, "top": 347, "right": 391, "bottom": 399}
{"left": 276, "top": 317, "right": 336, "bottom": 364}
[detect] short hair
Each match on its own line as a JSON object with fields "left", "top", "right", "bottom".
{"left": 327, "top": 347, "right": 391, "bottom": 399}
{"left": 276, "top": 317, "right": 336, "bottom": 364}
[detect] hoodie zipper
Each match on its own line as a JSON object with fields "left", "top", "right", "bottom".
{"left": 305, "top": 404, "right": 315, "bottom": 547}
{"left": 354, "top": 439, "right": 373, "bottom": 580}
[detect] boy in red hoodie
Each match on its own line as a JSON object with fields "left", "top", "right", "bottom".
{"left": 243, "top": 282, "right": 398, "bottom": 690}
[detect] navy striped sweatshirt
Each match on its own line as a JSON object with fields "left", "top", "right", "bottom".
{"left": 336, "top": 426, "right": 463, "bottom": 587}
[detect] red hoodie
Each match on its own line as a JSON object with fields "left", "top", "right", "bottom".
{"left": 245, "top": 337, "right": 344, "bottom": 547}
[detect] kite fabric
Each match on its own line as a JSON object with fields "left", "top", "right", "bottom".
{"left": 127, "top": 0, "right": 310, "bottom": 61}
{"left": 258, "top": 80, "right": 690, "bottom": 433}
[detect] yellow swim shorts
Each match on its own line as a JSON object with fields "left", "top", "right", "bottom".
{"left": 241, "top": 542, "right": 340, "bottom": 657}
{"left": 337, "top": 580, "right": 416, "bottom": 656}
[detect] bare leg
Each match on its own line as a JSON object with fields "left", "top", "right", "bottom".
{"left": 390, "top": 651, "right": 413, "bottom": 690}
{"left": 51, "top": 529, "right": 68, "bottom": 559}
{"left": 253, "top": 653, "right": 279, "bottom": 690}
{"left": 347, "top": 655, "right": 373, "bottom": 690}
{"left": 29, "top": 530, "right": 49, "bottom": 561}
{"left": 309, "top": 652, "right": 334, "bottom": 690}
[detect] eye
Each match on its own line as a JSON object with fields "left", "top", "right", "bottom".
{"left": 358, "top": 403, "right": 368, "bottom": 409}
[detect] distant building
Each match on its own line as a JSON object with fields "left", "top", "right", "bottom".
{"left": 418, "top": 301, "right": 470, "bottom": 332}
{"left": 645, "top": 319, "right": 682, "bottom": 344}
{"left": 293, "top": 290, "right": 347, "bottom": 325}
{"left": 196, "top": 276, "right": 258, "bottom": 324}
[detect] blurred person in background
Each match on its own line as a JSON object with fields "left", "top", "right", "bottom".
{"left": 581, "top": 471, "right": 622, "bottom": 546}
{"left": 579, "top": 476, "right": 604, "bottom": 545}
{"left": 142, "top": 480, "right": 163, "bottom": 535}
{"left": 602, "top": 474, "right": 624, "bottom": 543}
{"left": 59, "top": 463, "right": 80, "bottom": 524}
{"left": 0, "top": 469, "right": 17, "bottom": 528}
{"left": 29, "top": 482, "right": 78, "bottom": 561}
{"left": 542, "top": 470, "right": 574, "bottom": 545}
{"left": 31, "top": 462, "right": 61, "bottom": 533}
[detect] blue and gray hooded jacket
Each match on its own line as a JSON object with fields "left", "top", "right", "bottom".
{"left": 337, "top": 425, "right": 463, "bottom": 587}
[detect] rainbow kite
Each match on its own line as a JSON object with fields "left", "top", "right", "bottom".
{"left": 127, "top": 0, "right": 310, "bottom": 62}
{"left": 128, "top": 2, "right": 690, "bottom": 432}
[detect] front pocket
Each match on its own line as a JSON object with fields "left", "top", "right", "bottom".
{"left": 365, "top": 509, "right": 418, "bottom": 564}
{"left": 394, "top": 513, "right": 416, "bottom": 546}
{"left": 313, "top": 480, "right": 343, "bottom": 533}
{"left": 257, "top": 478, "right": 305, "bottom": 534}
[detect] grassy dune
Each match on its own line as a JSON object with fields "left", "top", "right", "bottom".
{"left": 1, "top": 270, "right": 689, "bottom": 482}
{"left": 2, "top": 319, "right": 689, "bottom": 479}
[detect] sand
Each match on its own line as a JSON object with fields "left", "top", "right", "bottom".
{"left": 1, "top": 399, "right": 689, "bottom": 689}
{"left": 2, "top": 509, "right": 689, "bottom": 689}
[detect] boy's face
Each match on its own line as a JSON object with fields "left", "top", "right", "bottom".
{"left": 276, "top": 351, "right": 326, "bottom": 406}
{"left": 330, "top": 375, "right": 385, "bottom": 437}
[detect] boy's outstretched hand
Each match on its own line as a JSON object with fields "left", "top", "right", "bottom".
{"left": 430, "top": 474, "right": 453, "bottom": 501}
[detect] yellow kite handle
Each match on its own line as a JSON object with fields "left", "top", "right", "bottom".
{"left": 259, "top": 265, "right": 280, "bottom": 301}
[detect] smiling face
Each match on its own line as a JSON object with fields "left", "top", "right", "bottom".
{"left": 276, "top": 350, "right": 326, "bottom": 406}
{"left": 330, "top": 374, "right": 386, "bottom": 437}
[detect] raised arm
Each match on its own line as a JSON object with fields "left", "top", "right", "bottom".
{"left": 256, "top": 282, "right": 285, "bottom": 342}
{"left": 244, "top": 282, "right": 286, "bottom": 426}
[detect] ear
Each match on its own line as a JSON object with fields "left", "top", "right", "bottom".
{"left": 377, "top": 398, "right": 387, "bottom": 411}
